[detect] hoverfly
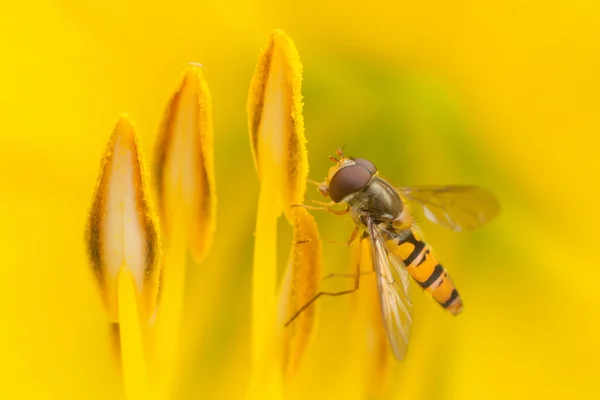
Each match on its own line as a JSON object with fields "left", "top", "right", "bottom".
{"left": 286, "top": 148, "right": 499, "bottom": 359}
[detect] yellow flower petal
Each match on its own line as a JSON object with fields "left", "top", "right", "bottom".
{"left": 248, "top": 29, "right": 308, "bottom": 221}
{"left": 154, "top": 64, "right": 216, "bottom": 263}
{"left": 85, "top": 114, "right": 161, "bottom": 323}
{"left": 277, "top": 207, "right": 322, "bottom": 380}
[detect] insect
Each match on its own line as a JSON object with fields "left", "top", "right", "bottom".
{"left": 285, "top": 148, "right": 499, "bottom": 360}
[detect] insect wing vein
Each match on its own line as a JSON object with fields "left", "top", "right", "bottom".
{"left": 368, "top": 221, "right": 413, "bottom": 360}
{"left": 397, "top": 185, "right": 500, "bottom": 231}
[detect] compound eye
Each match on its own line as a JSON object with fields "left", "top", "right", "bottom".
{"left": 328, "top": 164, "right": 372, "bottom": 202}
{"left": 350, "top": 158, "right": 377, "bottom": 175}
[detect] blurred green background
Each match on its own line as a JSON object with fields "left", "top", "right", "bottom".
{"left": 1, "top": 1, "right": 598, "bottom": 399}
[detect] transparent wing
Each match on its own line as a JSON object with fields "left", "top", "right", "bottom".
{"left": 396, "top": 185, "right": 500, "bottom": 231}
{"left": 368, "top": 220, "right": 413, "bottom": 360}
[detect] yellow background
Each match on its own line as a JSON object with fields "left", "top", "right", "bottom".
{"left": 1, "top": 1, "right": 598, "bottom": 399}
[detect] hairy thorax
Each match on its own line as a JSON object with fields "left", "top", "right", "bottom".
{"left": 346, "top": 176, "right": 405, "bottom": 234}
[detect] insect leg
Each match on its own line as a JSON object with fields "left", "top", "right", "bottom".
{"left": 319, "top": 225, "right": 360, "bottom": 248}
{"left": 309, "top": 199, "right": 335, "bottom": 206}
{"left": 321, "top": 271, "right": 374, "bottom": 280}
{"left": 294, "top": 226, "right": 357, "bottom": 248}
{"left": 291, "top": 203, "right": 349, "bottom": 216}
{"left": 284, "top": 240, "right": 363, "bottom": 327}
{"left": 307, "top": 178, "right": 324, "bottom": 187}
{"left": 306, "top": 178, "right": 331, "bottom": 197}
{"left": 345, "top": 225, "right": 359, "bottom": 245}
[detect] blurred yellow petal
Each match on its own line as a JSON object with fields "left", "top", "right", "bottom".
{"left": 245, "top": 326, "right": 284, "bottom": 400}
{"left": 277, "top": 207, "right": 322, "bottom": 380}
{"left": 85, "top": 114, "right": 161, "bottom": 323}
{"left": 248, "top": 29, "right": 308, "bottom": 221}
{"left": 154, "top": 63, "right": 216, "bottom": 264}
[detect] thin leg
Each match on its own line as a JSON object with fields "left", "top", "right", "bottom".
{"left": 345, "top": 226, "right": 359, "bottom": 246}
{"left": 310, "top": 199, "right": 339, "bottom": 207}
{"left": 307, "top": 178, "right": 323, "bottom": 187}
{"left": 284, "top": 244, "right": 362, "bottom": 327}
{"left": 310, "top": 199, "right": 333, "bottom": 206}
{"left": 321, "top": 236, "right": 373, "bottom": 280}
{"left": 291, "top": 203, "right": 349, "bottom": 216}
{"left": 298, "top": 225, "right": 359, "bottom": 248}
{"left": 328, "top": 205, "right": 349, "bottom": 216}
{"left": 322, "top": 270, "right": 374, "bottom": 281}
{"left": 306, "top": 179, "right": 331, "bottom": 197}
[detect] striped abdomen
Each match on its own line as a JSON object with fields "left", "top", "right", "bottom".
{"left": 389, "top": 230, "right": 463, "bottom": 314}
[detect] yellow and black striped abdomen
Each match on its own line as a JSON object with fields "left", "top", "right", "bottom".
{"left": 388, "top": 230, "right": 463, "bottom": 314}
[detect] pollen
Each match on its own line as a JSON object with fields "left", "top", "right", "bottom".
{"left": 248, "top": 29, "right": 308, "bottom": 221}
{"left": 154, "top": 64, "right": 216, "bottom": 264}
{"left": 247, "top": 30, "right": 321, "bottom": 389}
{"left": 85, "top": 114, "right": 161, "bottom": 323}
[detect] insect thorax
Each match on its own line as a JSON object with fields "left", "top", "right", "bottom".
{"left": 346, "top": 176, "right": 404, "bottom": 230}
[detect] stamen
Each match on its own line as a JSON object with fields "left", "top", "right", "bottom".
{"left": 118, "top": 268, "right": 151, "bottom": 400}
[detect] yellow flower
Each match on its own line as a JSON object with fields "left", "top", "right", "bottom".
{"left": 4, "top": 4, "right": 600, "bottom": 399}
